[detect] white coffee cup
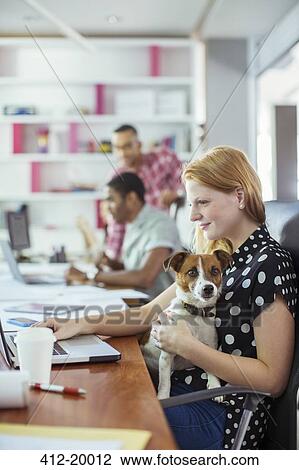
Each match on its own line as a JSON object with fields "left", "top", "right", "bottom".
{"left": 0, "top": 371, "right": 29, "bottom": 408}
{"left": 14, "top": 328, "right": 55, "bottom": 384}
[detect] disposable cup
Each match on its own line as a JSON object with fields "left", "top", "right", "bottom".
{"left": 14, "top": 328, "right": 55, "bottom": 384}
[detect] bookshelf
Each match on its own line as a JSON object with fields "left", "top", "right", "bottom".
{"left": 0, "top": 37, "right": 204, "bottom": 254}
{"left": 0, "top": 114, "right": 194, "bottom": 124}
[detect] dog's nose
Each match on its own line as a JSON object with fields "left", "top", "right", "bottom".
{"left": 202, "top": 284, "right": 214, "bottom": 296}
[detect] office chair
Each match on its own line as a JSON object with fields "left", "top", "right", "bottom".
{"left": 160, "top": 200, "right": 299, "bottom": 450}
{"left": 170, "top": 196, "right": 194, "bottom": 252}
{"left": 169, "top": 196, "right": 185, "bottom": 221}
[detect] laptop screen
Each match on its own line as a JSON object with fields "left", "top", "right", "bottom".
{"left": 0, "top": 240, "right": 24, "bottom": 283}
{"left": 0, "top": 319, "right": 13, "bottom": 368}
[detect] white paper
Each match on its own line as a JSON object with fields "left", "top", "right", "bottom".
{"left": 0, "top": 280, "right": 58, "bottom": 301}
{"left": 53, "top": 285, "right": 149, "bottom": 299}
{"left": 53, "top": 285, "right": 106, "bottom": 296}
{"left": 0, "top": 435, "right": 122, "bottom": 450}
{"left": 0, "top": 273, "right": 148, "bottom": 302}
{"left": 67, "top": 298, "right": 127, "bottom": 316}
{"left": 101, "top": 289, "right": 149, "bottom": 299}
{"left": 0, "top": 271, "right": 146, "bottom": 333}
{"left": 1, "top": 298, "right": 126, "bottom": 332}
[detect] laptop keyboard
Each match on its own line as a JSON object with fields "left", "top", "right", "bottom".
{"left": 10, "top": 336, "right": 67, "bottom": 356}
{"left": 53, "top": 342, "right": 67, "bottom": 355}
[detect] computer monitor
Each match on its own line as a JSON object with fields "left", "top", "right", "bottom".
{"left": 6, "top": 209, "right": 30, "bottom": 251}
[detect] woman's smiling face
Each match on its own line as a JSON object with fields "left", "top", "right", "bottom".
{"left": 185, "top": 179, "right": 244, "bottom": 241}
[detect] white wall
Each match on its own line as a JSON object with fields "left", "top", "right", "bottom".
{"left": 205, "top": 39, "right": 250, "bottom": 157}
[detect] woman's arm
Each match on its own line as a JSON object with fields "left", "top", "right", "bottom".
{"left": 153, "top": 295, "right": 295, "bottom": 397}
{"left": 35, "top": 283, "right": 176, "bottom": 341}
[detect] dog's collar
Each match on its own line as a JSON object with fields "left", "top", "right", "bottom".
{"left": 182, "top": 302, "right": 215, "bottom": 317}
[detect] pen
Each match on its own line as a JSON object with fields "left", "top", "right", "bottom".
{"left": 30, "top": 383, "right": 87, "bottom": 396}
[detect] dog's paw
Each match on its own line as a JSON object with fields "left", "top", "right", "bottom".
{"left": 212, "top": 395, "right": 224, "bottom": 403}
{"left": 157, "top": 391, "right": 170, "bottom": 400}
{"left": 207, "top": 373, "right": 221, "bottom": 390}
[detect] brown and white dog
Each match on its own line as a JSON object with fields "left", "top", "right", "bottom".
{"left": 141, "top": 250, "right": 232, "bottom": 400}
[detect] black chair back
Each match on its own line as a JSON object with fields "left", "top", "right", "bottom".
{"left": 263, "top": 201, "right": 299, "bottom": 449}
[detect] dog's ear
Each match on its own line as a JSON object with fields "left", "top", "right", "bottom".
{"left": 213, "top": 250, "right": 233, "bottom": 271}
{"left": 163, "top": 251, "right": 189, "bottom": 273}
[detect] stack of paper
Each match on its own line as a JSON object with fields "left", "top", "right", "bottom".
{"left": 0, "top": 423, "right": 151, "bottom": 450}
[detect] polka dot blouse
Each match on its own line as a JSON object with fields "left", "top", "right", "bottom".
{"left": 172, "top": 224, "right": 297, "bottom": 449}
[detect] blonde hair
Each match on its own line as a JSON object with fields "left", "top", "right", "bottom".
{"left": 183, "top": 146, "right": 265, "bottom": 255}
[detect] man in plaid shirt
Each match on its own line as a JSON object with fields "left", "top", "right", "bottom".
{"left": 104, "top": 124, "right": 183, "bottom": 262}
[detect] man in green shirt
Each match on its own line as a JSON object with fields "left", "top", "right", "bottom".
{"left": 94, "top": 172, "right": 181, "bottom": 298}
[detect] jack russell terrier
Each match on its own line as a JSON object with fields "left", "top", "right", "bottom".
{"left": 141, "top": 250, "right": 232, "bottom": 400}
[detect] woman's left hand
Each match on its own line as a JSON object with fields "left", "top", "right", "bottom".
{"left": 151, "top": 311, "right": 193, "bottom": 356}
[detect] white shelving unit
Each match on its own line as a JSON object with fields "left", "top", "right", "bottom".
{"left": 0, "top": 191, "right": 105, "bottom": 202}
{"left": 0, "top": 114, "right": 195, "bottom": 124}
{"left": 0, "top": 77, "right": 194, "bottom": 86}
{"left": 0, "top": 37, "right": 204, "bottom": 254}
{"left": 0, "top": 152, "right": 192, "bottom": 163}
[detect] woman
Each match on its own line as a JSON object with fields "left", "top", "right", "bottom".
{"left": 37, "top": 146, "right": 297, "bottom": 450}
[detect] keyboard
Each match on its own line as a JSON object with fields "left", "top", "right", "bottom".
{"left": 53, "top": 342, "right": 68, "bottom": 355}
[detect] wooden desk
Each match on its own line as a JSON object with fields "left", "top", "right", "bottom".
{"left": 0, "top": 336, "right": 176, "bottom": 450}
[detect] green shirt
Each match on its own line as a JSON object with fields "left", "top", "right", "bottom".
{"left": 123, "top": 204, "right": 181, "bottom": 298}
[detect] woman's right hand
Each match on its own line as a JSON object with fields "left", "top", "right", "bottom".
{"left": 33, "top": 317, "right": 82, "bottom": 341}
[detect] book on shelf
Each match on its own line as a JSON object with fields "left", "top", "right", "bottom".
{"left": 3, "top": 105, "right": 37, "bottom": 115}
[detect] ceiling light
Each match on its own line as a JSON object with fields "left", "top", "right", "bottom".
{"left": 106, "top": 15, "right": 121, "bottom": 24}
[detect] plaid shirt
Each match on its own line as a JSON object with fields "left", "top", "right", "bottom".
{"left": 105, "top": 147, "right": 183, "bottom": 260}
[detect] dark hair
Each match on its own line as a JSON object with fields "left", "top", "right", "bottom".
{"left": 107, "top": 172, "right": 145, "bottom": 203}
{"left": 113, "top": 124, "right": 138, "bottom": 135}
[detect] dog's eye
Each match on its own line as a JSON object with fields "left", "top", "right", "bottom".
{"left": 211, "top": 266, "right": 220, "bottom": 276}
{"left": 187, "top": 268, "right": 198, "bottom": 277}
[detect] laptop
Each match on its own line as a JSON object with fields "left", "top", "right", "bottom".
{"left": 0, "top": 318, "right": 121, "bottom": 367}
{"left": 1, "top": 240, "right": 65, "bottom": 285}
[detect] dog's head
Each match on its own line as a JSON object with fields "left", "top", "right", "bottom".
{"left": 164, "top": 250, "right": 232, "bottom": 307}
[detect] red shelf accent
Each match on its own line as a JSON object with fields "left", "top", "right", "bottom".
{"left": 95, "top": 84, "right": 105, "bottom": 115}
{"left": 149, "top": 46, "right": 160, "bottom": 77}
{"left": 13, "top": 123, "right": 24, "bottom": 153}
{"left": 69, "top": 122, "right": 78, "bottom": 153}
{"left": 31, "top": 162, "right": 41, "bottom": 192}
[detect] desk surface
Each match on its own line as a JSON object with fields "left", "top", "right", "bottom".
{"left": 0, "top": 336, "right": 177, "bottom": 450}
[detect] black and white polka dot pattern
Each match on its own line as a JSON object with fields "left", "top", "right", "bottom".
{"left": 172, "top": 224, "right": 297, "bottom": 449}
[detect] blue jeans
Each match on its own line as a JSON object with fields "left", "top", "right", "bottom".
{"left": 164, "top": 383, "right": 226, "bottom": 450}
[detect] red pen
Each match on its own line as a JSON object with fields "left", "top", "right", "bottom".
{"left": 30, "top": 383, "right": 87, "bottom": 396}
